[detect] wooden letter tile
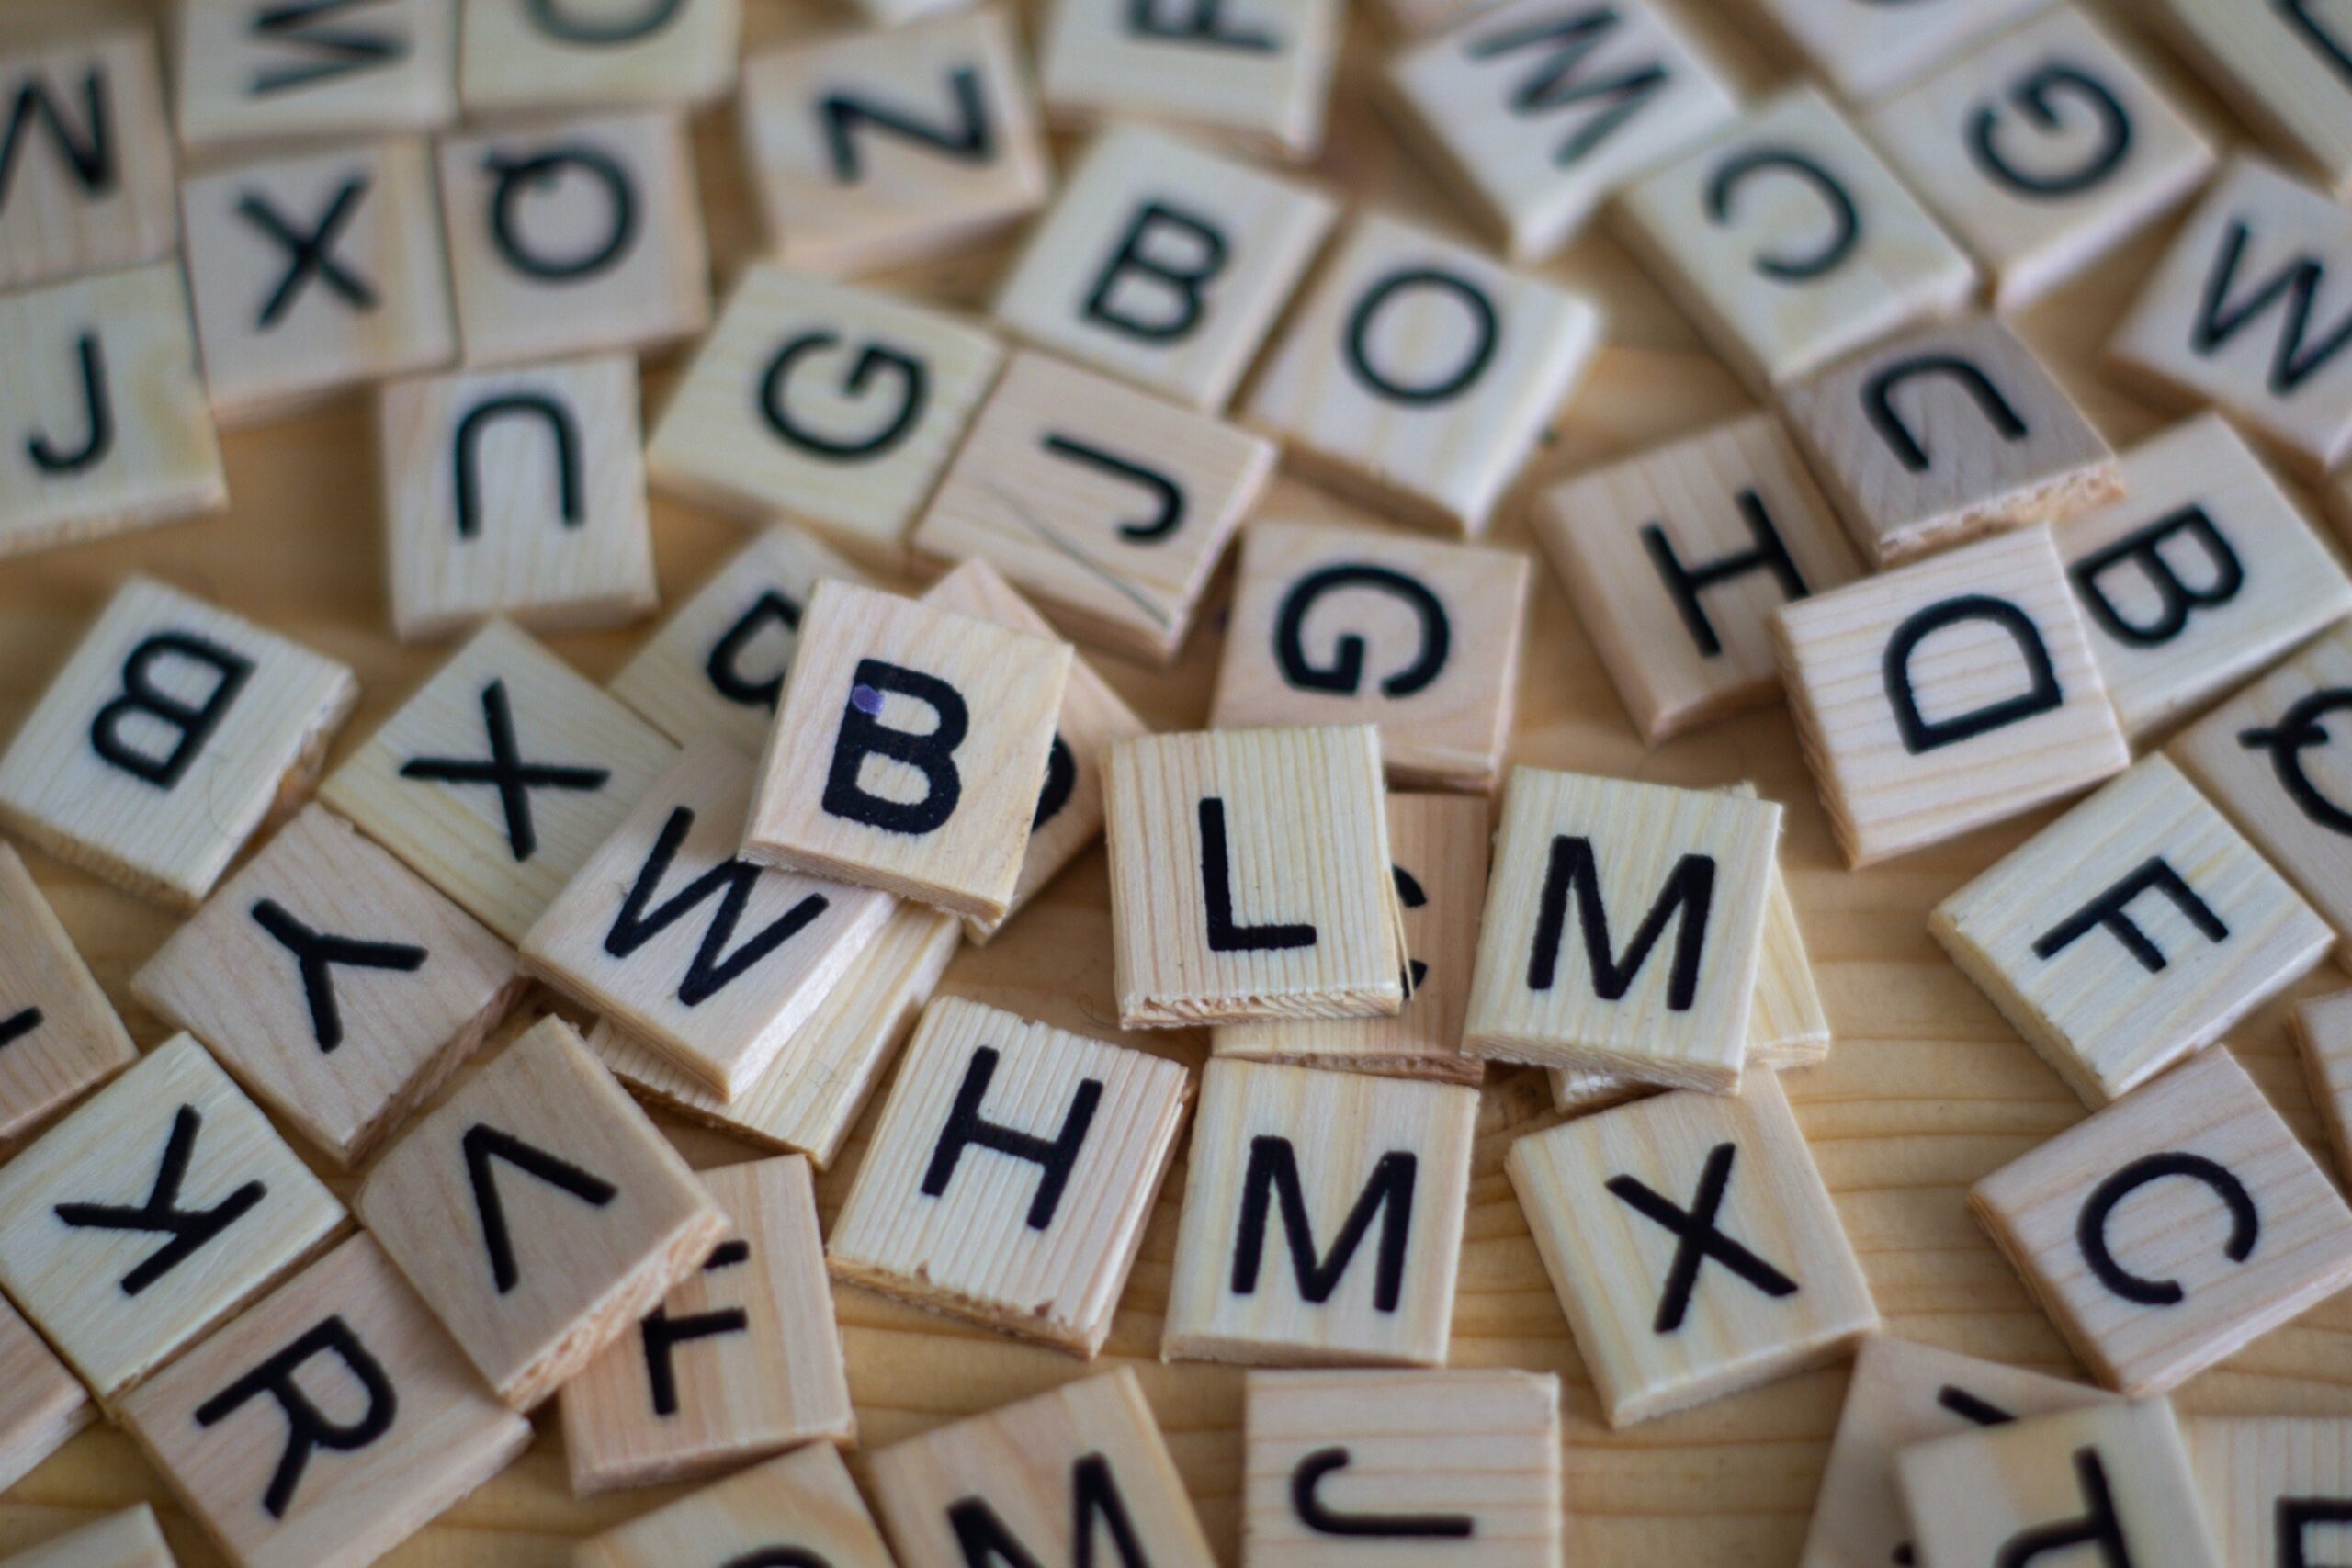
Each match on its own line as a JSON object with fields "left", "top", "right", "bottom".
{"left": 1161, "top": 1059, "right": 1476, "bottom": 1366}
{"left": 378, "top": 352, "right": 655, "bottom": 642}
{"left": 1243, "top": 1368, "right": 1560, "bottom": 1568}
{"left": 2186, "top": 1416, "right": 2352, "bottom": 1568}
{"left": 0, "top": 30, "right": 175, "bottom": 290}
{"left": 524, "top": 735, "right": 895, "bottom": 1098}
{"left": 577, "top": 1441, "right": 896, "bottom": 1568}
{"left": 118, "top": 1234, "right": 527, "bottom": 1568}
{"left": 2158, "top": 0, "right": 2352, "bottom": 202}
{"left": 0, "top": 1507, "right": 175, "bottom": 1568}
{"left": 1772, "top": 525, "right": 2130, "bottom": 867}
{"left": 0, "top": 1292, "right": 95, "bottom": 1496}
{"left": 991, "top": 124, "right": 1338, "bottom": 412}
{"left": 1780, "top": 314, "right": 2121, "bottom": 568}
{"left": 437, "top": 107, "right": 708, "bottom": 369}
{"left": 354, "top": 1015, "right": 726, "bottom": 1408}
{"left": 1862, "top": 6, "right": 2218, "bottom": 312}
{"left": 1743, "top": 0, "right": 2050, "bottom": 103}
{"left": 911, "top": 349, "right": 1277, "bottom": 665}
{"left": 560, "top": 1155, "right": 853, "bottom": 1494}
{"left": 2109, "top": 155, "right": 2352, "bottom": 483}
{"left": 2295, "top": 990, "right": 2352, "bottom": 1189}
{"left": 1971, "top": 1046, "right": 2352, "bottom": 1395}
{"left": 1035, "top": 0, "right": 1340, "bottom": 162}
{"left": 827, "top": 995, "right": 1191, "bottom": 1355}
{"left": 1106, "top": 725, "right": 1403, "bottom": 1027}
{"left": 647, "top": 263, "right": 1004, "bottom": 566}
{"left": 867, "top": 1368, "right": 1219, "bottom": 1568}
{"left": 458, "top": 0, "right": 739, "bottom": 113}
{"left": 1464, "top": 768, "right": 1781, "bottom": 1089}
{"left": 0, "top": 1032, "right": 344, "bottom": 1403}
{"left": 1505, "top": 1071, "right": 1877, "bottom": 1426}
{"left": 0, "top": 263, "right": 225, "bottom": 558}
{"left": 132, "top": 804, "right": 523, "bottom": 1168}
{"left": 740, "top": 10, "right": 1049, "bottom": 277}
{"left": 174, "top": 0, "right": 458, "bottom": 154}
{"left": 0, "top": 840, "right": 135, "bottom": 1146}
{"left": 0, "top": 575, "right": 357, "bottom": 908}
{"left": 1244, "top": 211, "right": 1600, "bottom": 538}
{"left": 319, "top": 618, "right": 680, "bottom": 942}
{"left": 1535, "top": 410, "right": 1862, "bottom": 744}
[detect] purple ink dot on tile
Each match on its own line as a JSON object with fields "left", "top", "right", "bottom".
{"left": 851, "top": 683, "right": 883, "bottom": 716}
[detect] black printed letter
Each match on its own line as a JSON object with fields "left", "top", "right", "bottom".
{"left": 706, "top": 591, "right": 801, "bottom": 711}
{"left": 1199, "top": 796, "right": 1317, "bottom": 953}
{"left": 1968, "top": 64, "right": 2132, "bottom": 197}
{"left": 1464, "top": 7, "right": 1668, "bottom": 167}
{"left": 1273, "top": 564, "right": 1451, "bottom": 697}
{"left": 921, "top": 1045, "right": 1102, "bottom": 1230}
{"left": 605, "top": 807, "right": 831, "bottom": 1005}
{"left": 760, "top": 333, "right": 927, "bottom": 459}
{"left": 821, "top": 659, "right": 967, "bottom": 834}
{"left": 453, "top": 393, "right": 581, "bottom": 540}
{"left": 1343, "top": 269, "right": 1497, "bottom": 405}
{"left": 2032, "top": 857, "right": 2228, "bottom": 975}
{"left": 1606, "top": 1143, "right": 1797, "bottom": 1333}
{"left": 2192, "top": 220, "right": 2352, "bottom": 396}
{"left": 1231, "top": 1137, "right": 1417, "bottom": 1312}
{"left": 946, "top": 1454, "right": 1149, "bottom": 1568}
{"left": 1641, "top": 491, "right": 1809, "bottom": 658}
{"left": 820, "top": 68, "right": 994, "bottom": 182}
{"left": 90, "top": 632, "right": 254, "bottom": 790}
{"left": 1291, "top": 1448, "right": 1474, "bottom": 1538}
{"left": 2069, "top": 505, "right": 2242, "bottom": 648}
{"left": 1992, "top": 1449, "right": 2129, "bottom": 1568}
{"left": 1525, "top": 836, "right": 1713, "bottom": 1010}
{"left": 1081, "top": 202, "right": 1227, "bottom": 344}
{"left": 484, "top": 145, "right": 638, "bottom": 282}
{"left": 194, "top": 1315, "right": 397, "bottom": 1518}
{"left": 55, "top": 1106, "right": 266, "bottom": 1295}
{"left": 26, "top": 332, "right": 112, "bottom": 475}
{"left": 1882, "top": 596, "right": 2061, "bottom": 754}
{"left": 250, "top": 898, "right": 427, "bottom": 1053}
{"left": 1863, "top": 355, "right": 2030, "bottom": 473}
{"left": 2076, "top": 1151, "right": 2258, "bottom": 1306}
{"left": 1706, "top": 148, "right": 1859, "bottom": 281}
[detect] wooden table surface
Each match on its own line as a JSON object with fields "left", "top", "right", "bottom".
{"left": 6, "top": 1, "right": 2351, "bottom": 1564}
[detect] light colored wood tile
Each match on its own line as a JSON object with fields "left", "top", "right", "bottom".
{"left": 911, "top": 349, "right": 1277, "bottom": 665}
{"left": 1973, "top": 1046, "right": 2352, "bottom": 1396}
{"left": 0, "top": 1292, "right": 94, "bottom": 1498}
{"left": 354, "top": 1015, "right": 726, "bottom": 1409}
{"left": 1545, "top": 1066, "right": 1652, "bottom": 1116}
{"left": 0, "top": 263, "right": 225, "bottom": 559}
{"left": 740, "top": 9, "right": 1048, "bottom": 277}
{"left": 117, "top": 1233, "right": 527, "bottom": 1568}
{"left": 2108, "top": 155, "right": 2352, "bottom": 483}
{"left": 1384, "top": 0, "right": 1738, "bottom": 263}
{"left": 1464, "top": 768, "right": 1780, "bottom": 1089}
{"left": 2186, "top": 1416, "right": 2352, "bottom": 1568}
{"left": 0, "top": 1506, "right": 174, "bottom": 1568}
{"left": 2294, "top": 989, "right": 2352, "bottom": 1190}
{"left": 1780, "top": 314, "right": 2121, "bottom": 569}
{"left": 2157, "top": 0, "right": 2352, "bottom": 201}
{"left": 1162, "top": 1059, "right": 1476, "bottom": 1366}
{"left": 1772, "top": 525, "right": 2130, "bottom": 867}
{"left": 174, "top": 0, "right": 458, "bottom": 154}
{"left": 437, "top": 107, "right": 708, "bottom": 370}
{"left": 0, "top": 1033, "right": 344, "bottom": 1404}
{"left": 1743, "top": 0, "right": 2050, "bottom": 103}
{"left": 1506, "top": 1070, "right": 1877, "bottom": 1427}
{"left": 458, "top": 0, "right": 738, "bottom": 113}
{"left": 0, "top": 29, "right": 175, "bottom": 291}
{"left": 524, "top": 735, "right": 895, "bottom": 1099}
{"left": 1862, "top": 6, "right": 2218, "bottom": 312}
{"left": 2059, "top": 412, "right": 2352, "bottom": 743}
{"left": 0, "top": 574, "right": 357, "bottom": 908}
{"left": 1243, "top": 210, "right": 1600, "bottom": 538}
{"left": 1797, "top": 1335, "right": 2115, "bottom": 1568}
{"left": 991, "top": 123, "right": 1339, "bottom": 412}
{"left": 1242, "top": 1368, "right": 1559, "bottom": 1568}
{"left": 648, "top": 263, "right": 1005, "bottom": 567}
{"left": 1035, "top": 0, "right": 1340, "bottom": 161}
{"left": 1105, "top": 724, "right": 1404, "bottom": 1027}
{"left": 132, "top": 804, "right": 523, "bottom": 1169}
{"left": 575, "top": 1441, "right": 895, "bottom": 1568}
{"left": 0, "top": 840, "right": 135, "bottom": 1148}
{"left": 867, "top": 1367, "right": 1218, "bottom": 1568}
{"left": 1209, "top": 519, "right": 1530, "bottom": 792}
{"left": 319, "top": 618, "right": 680, "bottom": 943}
{"left": 560, "top": 1155, "right": 853, "bottom": 1495}
{"left": 378, "top": 352, "right": 656, "bottom": 642}
{"left": 827, "top": 995, "right": 1191, "bottom": 1355}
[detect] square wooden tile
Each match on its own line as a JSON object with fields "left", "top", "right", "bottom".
{"left": 1772, "top": 525, "right": 2130, "bottom": 867}
{"left": 133, "top": 805, "right": 523, "bottom": 1169}
{"left": 1744, "top": 0, "right": 2050, "bottom": 103}
{"left": 523, "top": 734, "right": 896, "bottom": 1100}
{"left": 1535, "top": 410, "right": 1861, "bottom": 745}
{"left": 740, "top": 9, "right": 1049, "bottom": 277}
{"left": 319, "top": 618, "right": 680, "bottom": 943}
{"left": 1215, "top": 792, "right": 1490, "bottom": 1084}
{"left": 437, "top": 107, "right": 708, "bottom": 370}
{"left": 0, "top": 1506, "right": 174, "bottom": 1568}
{"left": 866, "top": 1367, "right": 1218, "bottom": 1568}
{"left": 378, "top": 352, "right": 656, "bottom": 642}
{"left": 1384, "top": 0, "right": 1738, "bottom": 263}
{"left": 2295, "top": 989, "right": 2352, "bottom": 1189}
{"left": 560, "top": 1155, "right": 853, "bottom": 1494}
{"left": 2060, "top": 412, "right": 2352, "bottom": 743}
{"left": 0, "top": 1032, "right": 344, "bottom": 1403}
{"left": 0, "top": 263, "right": 224, "bottom": 559}
{"left": 1505, "top": 1070, "right": 1877, "bottom": 1427}
{"left": 0, "top": 1292, "right": 95, "bottom": 1496}
{"left": 1862, "top": 6, "right": 2219, "bottom": 312}
{"left": 576, "top": 1441, "right": 896, "bottom": 1568}
{"left": 0, "top": 840, "right": 136, "bottom": 1147}
{"left": 2187, "top": 1416, "right": 2352, "bottom": 1568}
{"left": 0, "top": 574, "right": 357, "bottom": 908}
{"left": 2109, "top": 155, "right": 2352, "bottom": 483}
{"left": 827, "top": 995, "right": 1191, "bottom": 1355}
{"left": 1971, "top": 1045, "right": 2352, "bottom": 1395}
{"left": 1245, "top": 210, "right": 1600, "bottom": 537}
{"left": 910, "top": 349, "right": 1277, "bottom": 665}
{"left": 458, "top": 0, "right": 739, "bottom": 113}
{"left": 174, "top": 0, "right": 458, "bottom": 154}
{"left": 1797, "top": 1335, "right": 2115, "bottom": 1568}
{"left": 1035, "top": 0, "right": 1340, "bottom": 161}
{"left": 117, "top": 1234, "right": 528, "bottom": 1568}
{"left": 1464, "top": 768, "right": 1781, "bottom": 1090}
{"left": 647, "top": 263, "right": 1004, "bottom": 566}
{"left": 354, "top": 1015, "right": 726, "bottom": 1408}
{"left": 1105, "top": 725, "right": 1404, "bottom": 1027}
{"left": 2158, "top": 0, "right": 2352, "bottom": 202}
{"left": 1162, "top": 1059, "right": 1476, "bottom": 1366}
{"left": 1781, "top": 314, "right": 2121, "bottom": 568}
{"left": 1613, "top": 84, "right": 1977, "bottom": 394}
{"left": 608, "top": 525, "right": 872, "bottom": 754}
{"left": 1243, "top": 1368, "right": 1559, "bottom": 1568}
{"left": 1933, "top": 755, "right": 2329, "bottom": 1108}
{"left": 0, "top": 29, "right": 176, "bottom": 290}
{"left": 991, "top": 123, "right": 1339, "bottom": 412}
